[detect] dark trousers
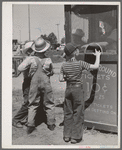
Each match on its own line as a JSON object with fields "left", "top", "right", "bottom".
{"left": 63, "top": 85, "right": 84, "bottom": 140}
{"left": 12, "top": 77, "right": 31, "bottom": 124}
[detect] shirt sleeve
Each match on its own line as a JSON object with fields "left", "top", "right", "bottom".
{"left": 18, "top": 56, "right": 37, "bottom": 72}
{"left": 80, "top": 60, "right": 90, "bottom": 71}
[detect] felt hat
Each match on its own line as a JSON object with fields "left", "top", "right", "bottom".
{"left": 72, "top": 29, "right": 84, "bottom": 37}
{"left": 64, "top": 43, "right": 78, "bottom": 56}
{"left": 32, "top": 37, "right": 50, "bottom": 53}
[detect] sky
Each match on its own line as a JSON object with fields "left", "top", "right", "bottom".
{"left": 13, "top": 4, "right": 65, "bottom": 43}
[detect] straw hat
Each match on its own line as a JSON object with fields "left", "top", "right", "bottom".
{"left": 32, "top": 37, "right": 50, "bottom": 53}
{"left": 22, "top": 41, "right": 33, "bottom": 55}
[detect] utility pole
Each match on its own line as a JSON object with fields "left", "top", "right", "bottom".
{"left": 56, "top": 23, "right": 60, "bottom": 43}
{"left": 19, "top": 30, "right": 21, "bottom": 42}
{"left": 28, "top": 4, "right": 31, "bottom": 41}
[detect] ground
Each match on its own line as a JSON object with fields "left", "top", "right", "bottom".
{"left": 12, "top": 62, "right": 118, "bottom": 148}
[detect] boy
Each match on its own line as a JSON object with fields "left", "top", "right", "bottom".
{"left": 18, "top": 37, "right": 56, "bottom": 134}
{"left": 12, "top": 41, "right": 35, "bottom": 128}
{"left": 59, "top": 43, "right": 101, "bottom": 144}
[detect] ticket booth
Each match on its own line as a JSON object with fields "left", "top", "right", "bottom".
{"left": 64, "top": 5, "right": 118, "bottom": 132}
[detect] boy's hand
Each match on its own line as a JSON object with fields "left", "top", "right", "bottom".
{"left": 93, "top": 49, "right": 102, "bottom": 56}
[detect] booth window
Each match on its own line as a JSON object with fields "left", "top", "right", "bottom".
{"left": 71, "top": 5, "right": 118, "bottom": 54}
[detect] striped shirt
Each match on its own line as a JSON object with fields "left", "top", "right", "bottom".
{"left": 60, "top": 60, "right": 90, "bottom": 84}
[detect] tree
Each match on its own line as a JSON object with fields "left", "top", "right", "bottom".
{"left": 48, "top": 32, "right": 57, "bottom": 45}
{"left": 61, "top": 37, "right": 65, "bottom": 44}
{"left": 41, "top": 34, "right": 49, "bottom": 41}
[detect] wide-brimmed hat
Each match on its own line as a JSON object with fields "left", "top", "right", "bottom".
{"left": 32, "top": 37, "right": 50, "bottom": 53}
{"left": 72, "top": 29, "right": 84, "bottom": 37}
{"left": 64, "top": 43, "right": 78, "bottom": 56}
{"left": 22, "top": 41, "right": 33, "bottom": 54}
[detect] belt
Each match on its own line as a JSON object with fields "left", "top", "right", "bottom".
{"left": 67, "top": 82, "right": 82, "bottom": 88}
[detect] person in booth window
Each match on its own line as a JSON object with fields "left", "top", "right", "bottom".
{"left": 82, "top": 16, "right": 117, "bottom": 53}
{"left": 98, "top": 16, "right": 117, "bottom": 52}
{"left": 71, "top": 28, "right": 87, "bottom": 53}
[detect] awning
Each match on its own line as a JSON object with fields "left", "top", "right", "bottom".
{"left": 71, "top": 5, "right": 117, "bottom": 15}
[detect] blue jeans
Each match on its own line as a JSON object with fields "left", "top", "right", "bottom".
{"left": 63, "top": 85, "right": 84, "bottom": 140}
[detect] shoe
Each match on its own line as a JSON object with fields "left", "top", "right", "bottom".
{"left": 59, "top": 121, "right": 64, "bottom": 126}
{"left": 27, "top": 126, "right": 35, "bottom": 134}
{"left": 71, "top": 138, "right": 82, "bottom": 144}
{"left": 12, "top": 122, "right": 23, "bottom": 128}
{"left": 48, "top": 124, "right": 56, "bottom": 131}
{"left": 64, "top": 137, "right": 70, "bottom": 142}
{"left": 71, "top": 139, "right": 77, "bottom": 144}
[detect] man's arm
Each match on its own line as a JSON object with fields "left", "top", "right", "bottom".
{"left": 49, "top": 63, "right": 54, "bottom": 76}
{"left": 18, "top": 57, "right": 31, "bottom": 72}
{"left": 18, "top": 56, "right": 37, "bottom": 73}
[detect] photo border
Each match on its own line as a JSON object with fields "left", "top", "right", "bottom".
{"left": 1, "top": 0, "right": 121, "bottom": 149}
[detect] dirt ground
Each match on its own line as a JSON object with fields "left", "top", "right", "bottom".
{"left": 12, "top": 63, "right": 119, "bottom": 148}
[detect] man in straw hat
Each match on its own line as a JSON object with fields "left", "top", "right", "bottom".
{"left": 12, "top": 41, "right": 36, "bottom": 128}
{"left": 59, "top": 42, "right": 101, "bottom": 144}
{"left": 18, "top": 37, "right": 55, "bottom": 134}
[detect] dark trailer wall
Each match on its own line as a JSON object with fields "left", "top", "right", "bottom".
{"left": 64, "top": 5, "right": 118, "bottom": 132}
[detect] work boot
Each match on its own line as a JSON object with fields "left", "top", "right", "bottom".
{"left": 12, "top": 121, "right": 23, "bottom": 128}
{"left": 47, "top": 124, "right": 56, "bottom": 131}
{"left": 27, "top": 126, "right": 35, "bottom": 134}
{"left": 71, "top": 138, "right": 82, "bottom": 144}
{"left": 63, "top": 137, "right": 70, "bottom": 142}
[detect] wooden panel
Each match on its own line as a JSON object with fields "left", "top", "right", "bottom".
{"left": 83, "top": 64, "right": 117, "bottom": 132}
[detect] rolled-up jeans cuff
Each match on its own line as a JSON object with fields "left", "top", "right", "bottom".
{"left": 27, "top": 123, "right": 35, "bottom": 127}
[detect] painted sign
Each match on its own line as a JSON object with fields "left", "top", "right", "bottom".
{"left": 83, "top": 64, "right": 117, "bottom": 126}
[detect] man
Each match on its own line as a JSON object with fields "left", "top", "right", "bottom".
{"left": 72, "top": 28, "right": 87, "bottom": 53}
{"left": 59, "top": 43, "right": 101, "bottom": 144}
{"left": 18, "top": 37, "right": 56, "bottom": 134}
{"left": 12, "top": 41, "right": 35, "bottom": 128}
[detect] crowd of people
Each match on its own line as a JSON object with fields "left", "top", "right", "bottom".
{"left": 12, "top": 35, "right": 102, "bottom": 144}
